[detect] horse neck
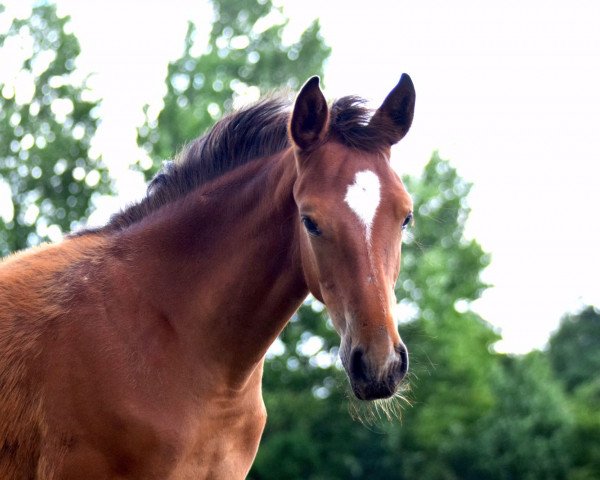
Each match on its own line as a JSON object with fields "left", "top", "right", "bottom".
{"left": 117, "top": 149, "right": 307, "bottom": 391}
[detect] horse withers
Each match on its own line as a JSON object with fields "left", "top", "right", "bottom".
{"left": 0, "top": 74, "right": 415, "bottom": 479}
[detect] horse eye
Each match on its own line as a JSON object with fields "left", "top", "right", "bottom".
{"left": 301, "top": 216, "right": 322, "bottom": 237}
{"left": 402, "top": 213, "right": 413, "bottom": 230}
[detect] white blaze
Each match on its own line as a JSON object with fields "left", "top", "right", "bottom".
{"left": 344, "top": 170, "right": 381, "bottom": 242}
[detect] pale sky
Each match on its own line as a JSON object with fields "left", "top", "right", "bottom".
{"left": 3, "top": 0, "right": 600, "bottom": 353}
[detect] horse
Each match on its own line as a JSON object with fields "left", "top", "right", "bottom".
{"left": 0, "top": 74, "right": 416, "bottom": 479}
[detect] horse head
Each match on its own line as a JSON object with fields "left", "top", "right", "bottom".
{"left": 289, "top": 75, "right": 416, "bottom": 400}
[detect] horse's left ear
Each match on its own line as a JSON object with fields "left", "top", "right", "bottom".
{"left": 289, "top": 76, "right": 329, "bottom": 152}
{"left": 370, "top": 73, "right": 416, "bottom": 145}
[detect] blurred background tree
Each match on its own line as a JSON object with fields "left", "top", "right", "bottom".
{"left": 548, "top": 307, "right": 600, "bottom": 480}
{"left": 388, "top": 156, "right": 501, "bottom": 480}
{"left": 458, "top": 352, "right": 574, "bottom": 480}
{"left": 0, "top": 2, "right": 110, "bottom": 255}
{"left": 136, "top": 0, "right": 330, "bottom": 175}
{"left": 548, "top": 306, "right": 600, "bottom": 393}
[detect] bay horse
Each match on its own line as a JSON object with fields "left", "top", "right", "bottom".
{"left": 0, "top": 74, "right": 416, "bottom": 479}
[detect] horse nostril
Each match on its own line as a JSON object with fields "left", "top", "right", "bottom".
{"left": 395, "top": 343, "right": 409, "bottom": 379}
{"left": 349, "top": 347, "right": 369, "bottom": 383}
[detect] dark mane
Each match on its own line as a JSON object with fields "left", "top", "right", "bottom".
{"left": 95, "top": 94, "right": 389, "bottom": 233}
{"left": 328, "top": 96, "right": 402, "bottom": 151}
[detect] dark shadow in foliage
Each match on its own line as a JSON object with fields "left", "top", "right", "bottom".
{"left": 549, "top": 306, "right": 600, "bottom": 479}
{"left": 548, "top": 306, "right": 600, "bottom": 393}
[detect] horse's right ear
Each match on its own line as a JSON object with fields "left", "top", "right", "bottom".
{"left": 289, "top": 76, "right": 329, "bottom": 152}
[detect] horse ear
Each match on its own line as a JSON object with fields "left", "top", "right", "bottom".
{"left": 289, "top": 76, "right": 329, "bottom": 152}
{"left": 370, "top": 73, "right": 416, "bottom": 145}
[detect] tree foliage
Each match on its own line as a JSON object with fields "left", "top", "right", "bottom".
{"left": 548, "top": 306, "right": 600, "bottom": 479}
{"left": 459, "top": 353, "right": 574, "bottom": 480}
{"left": 568, "top": 378, "right": 600, "bottom": 480}
{"left": 0, "top": 2, "right": 110, "bottom": 255}
{"left": 548, "top": 306, "right": 600, "bottom": 392}
{"left": 392, "top": 155, "right": 500, "bottom": 478}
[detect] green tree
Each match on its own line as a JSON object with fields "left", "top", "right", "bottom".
{"left": 385, "top": 154, "right": 501, "bottom": 480}
{"left": 137, "top": 0, "right": 330, "bottom": 174}
{"left": 548, "top": 306, "right": 600, "bottom": 479}
{"left": 567, "top": 378, "right": 600, "bottom": 480}
{"left": 459, "top": 353, "right": 574, "bottom": 480}
{"left": 0, "top": 2, "right": 110, "bottom": 255}
{"left": 548, "top": 306, "right": 600, "bottom": 393}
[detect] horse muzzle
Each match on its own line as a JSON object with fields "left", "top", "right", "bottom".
{"left": 344, "top": 343, "right": 409, "bottom": 401}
